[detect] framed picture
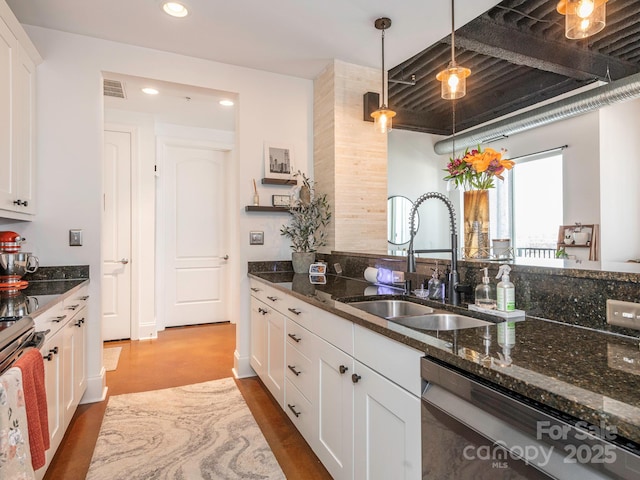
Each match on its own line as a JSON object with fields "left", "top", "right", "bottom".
{"left": 272, "top": 194, "right": 291, "bottom": 207}
{"left": 264, "top": 142, "right": 294, "bottom": 180}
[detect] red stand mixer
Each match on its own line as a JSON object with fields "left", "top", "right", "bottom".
{"left": 0, "top": 231, "right": 39, "bottom": 292}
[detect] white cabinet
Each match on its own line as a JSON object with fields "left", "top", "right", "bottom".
{"left": 35, "top": 284, "right": 89, "bottom": 479}
{"left": 353, "top": 361, "right": 422, "bottom": 480}
{"left": 249, "top": 284, "right": 285, "bottom": 408}
{"left": 0, "top": 2, "right": 39, "bottom": 218}
{"left": 249, "top": 278, "right": 422, "bottom": 480}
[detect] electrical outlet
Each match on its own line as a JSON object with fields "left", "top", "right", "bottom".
{"left": 69, "top": 229, "right": 83, "bottom": 246}
{"left": 606, "top": 299, "right": 640, "bottom": 331}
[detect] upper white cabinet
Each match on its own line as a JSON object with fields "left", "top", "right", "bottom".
{"left": 0, "top": 1, "right": 40, "bottom": 218}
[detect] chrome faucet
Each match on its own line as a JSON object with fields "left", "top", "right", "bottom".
{"left": 406, "top": 192, "right": 461, "bottom": 305}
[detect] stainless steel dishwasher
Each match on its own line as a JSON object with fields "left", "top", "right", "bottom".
{"left": 421, "top": 357, "right": 640, "bottom": 479}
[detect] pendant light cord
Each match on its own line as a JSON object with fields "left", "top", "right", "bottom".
{"left": 452, "top": 100, "right": 456, "bottom": 159}
{"left": 450, "top": 0, "right": 455, "bottom": 65}
{"left": 381, "top": 28, "right": 386, "bottom": 106}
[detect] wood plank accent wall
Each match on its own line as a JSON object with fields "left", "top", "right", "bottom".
{"left": 313, "top": 60, "right": 388, "bottom": 253}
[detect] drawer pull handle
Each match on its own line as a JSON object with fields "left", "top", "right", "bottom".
{"left": 287, "top": 333, "right": 301, "bottom": 343}
{"left": 339, "top": 365, "right": 348, "bottom": 374}
{"left": 75, "top": 320, "right": 84, "bottom": 327}
{"left": 258, "top": 307, "right": 268, "bottom": 315}
{"left": 287, "top": 308, "right": 301, "bottom": 315}
{"left": 49, "top": 347, "right": 58, "bottom": 355}
{"left": 288, "top": 365, "right": 301, "bottom": 376}
{"left": 80, "top": 295, "right": 90, "bottom": 301}
{"left": 66, "top": 304, "right": 80, "bottom": 311}
{"left": 52, "top": 315, "right": 67, "bottom": 323}
{"left": 351, "top": 373, "right": 362, "bottom": 384}
{"left": 266, "top": 296, "right": 278, "bottom": 302}
{"left": 287, "top": 404, "right": 301, "bottom": 418}
{"left": 250, "top": 287, "right": 260, "bottom": 292}
{"left": 43, "top": 353, "right": 53, "bottom": 361}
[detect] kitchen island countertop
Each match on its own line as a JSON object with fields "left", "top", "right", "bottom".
{"left": 249, "top": 270, "right": 640, "bottom": 448}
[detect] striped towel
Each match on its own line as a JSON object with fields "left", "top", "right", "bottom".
{"left": 15, "top": 348, "right": 49, "bottom": 470}
{"left": 0, "top": 367, "right": 35, "bottom": 479}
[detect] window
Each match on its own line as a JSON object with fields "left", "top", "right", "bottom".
{"left": 491, "top": 149, "right": 564, "bottom": 258}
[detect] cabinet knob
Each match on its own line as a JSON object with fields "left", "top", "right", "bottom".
{"left": 339, "top": 365, "right": 348, "bottom": 374}
{"left": 351, "top": 373, "right": 362, "bottom": 384}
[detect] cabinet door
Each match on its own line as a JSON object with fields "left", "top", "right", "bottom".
{"left": 42, "top": 331, "right": 64, "bottom": 459}
{"left": 13, "top": 42, "right": 36, "bottom": 213}
{"left": 72, "top": 307, "right": 87, "bottom": 405}
{"left": 265, "top": 306, "right": 285, "bottom": 407}
{"left": 250, "top": 296, "right": 267, "bottom": 377}
{"left": 0, "top": 17, "right": 16, "bottom": 209}
{"left": 353, "top": 361, "right": 421, "bottom": 480}
{"left": 62, "top": 305, "right": 87, "bottom": 425}
{"left": 315, "top": 337, "right": 354, "bottom": 480}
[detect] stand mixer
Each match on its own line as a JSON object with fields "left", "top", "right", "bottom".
{"left": 0, "top": 231, "right": 39, "bottom": 291}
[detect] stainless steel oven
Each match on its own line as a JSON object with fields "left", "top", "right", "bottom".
{"left": 421, "top": 357, "right": 640, "bottom": 479}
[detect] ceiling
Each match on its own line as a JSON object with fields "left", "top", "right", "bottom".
{"left": 7, "top": 1, "right": 640, "bottom": 135}
{"left": 389, "top": 0, "right": 640, "bottom": 134}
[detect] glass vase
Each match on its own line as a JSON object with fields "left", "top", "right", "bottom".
{"left": 463, "top": 189, "right": 490, "bottom": 259}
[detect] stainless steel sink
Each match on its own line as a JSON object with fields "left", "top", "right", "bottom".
{"left": 348, "top": 300, "right": 435, "bottom": 318}
{"left": 389, "top": 314, "right": 492, "bottom": 331}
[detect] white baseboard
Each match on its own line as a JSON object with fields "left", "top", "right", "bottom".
{"left": 233, "top": 349, "right": 256, "bottom": 378}
{"left": 80, "top": 369, "right": 107, "bottom": 404}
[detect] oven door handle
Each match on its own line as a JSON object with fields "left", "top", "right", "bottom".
{"left": 423, "top": 383, "right": 606, "bottom": 480}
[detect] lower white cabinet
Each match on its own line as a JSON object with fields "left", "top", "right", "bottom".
{"left": 35, "top": 285, "right": 89, "bottom": 479}
{"left": 353, "top": 361, "right": 422, "bottom": 480}
{"left": 249, "top": 295, "right": 285, "bottom": 407}
{"left": 249, "top": 279, "right": 422, "bottom": 480}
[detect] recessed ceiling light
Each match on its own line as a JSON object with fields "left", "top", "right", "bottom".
{"left": 142, "top": 87, "right": 159, "bottom": 95}
{"left": 162, "top": 2, "right": 189, "bottom": 18}
{"left": 219, "top": 99, "right": 234, "bottom": 107}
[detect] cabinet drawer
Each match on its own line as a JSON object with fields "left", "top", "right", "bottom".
{"left": 35, "top": 301, "right": 67, "bottom": 337}
{"left": 249, "top": 279, "right": 283, "bottom": 306}
{"left": 284, "top": 378, "right": 315, "bottom": 444}
{"left": 285, "top": 317, "right": 312, "bottom": 354}
{"left": 63, "top": 286, "right": 89, "bottom": 316}
{"left": 354, "top": 324, "right": 423, "bottom": 397}
{"left": 286, "top": 341, "right": 314, "bottom": 402}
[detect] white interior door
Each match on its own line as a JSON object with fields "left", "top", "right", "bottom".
{"left": 158, "top": 139, "right": 229, "bottom": 327}
{"left": 102, "top": 128, "right": 132, "bottom": 340}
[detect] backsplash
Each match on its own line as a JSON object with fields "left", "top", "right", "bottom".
{"left": 23, "top": 265, "right": 90, "bottom": 281}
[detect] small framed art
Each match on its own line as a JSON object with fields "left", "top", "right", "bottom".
{"left": 264, "top": 142, "right": 294, "bottom": 180}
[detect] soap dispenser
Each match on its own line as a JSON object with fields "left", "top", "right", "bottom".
{"left": 427, "top": 261, "right": 444, "bottom": 300}
{"left": 495, "top": 265, "right": 515, "bottom": 312}
{"left": 474, "top": 267, "right": 496, "bottom": 309}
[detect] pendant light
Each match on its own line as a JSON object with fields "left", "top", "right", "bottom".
{"left": 557, "top": 0, "right": 608, "bottom": 39}
{"left": 370, "top": 17, "right": 396, "bottom": 134}
{"left": 436, "top": 0, "right": 470, "bottom": 100}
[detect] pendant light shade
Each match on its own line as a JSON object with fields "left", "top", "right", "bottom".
{"left": 557, "top": 0, "right": 608, "bottom": 39}
{"left": 370, "top": 17, "right": 396, "bottom": 133}
{"left": 437, "top": 0, "right": 470, "bottom": 100}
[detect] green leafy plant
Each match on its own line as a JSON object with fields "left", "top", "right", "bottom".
{"left": 280, "top": 171, "right": 331, "bottom": 252}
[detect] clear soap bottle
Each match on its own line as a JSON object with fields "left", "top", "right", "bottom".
{"left": 474, "top": 267, "right": 496, "bottom": 309}
{"left": 495, "top": 264, "right": 515, "bottom": 312}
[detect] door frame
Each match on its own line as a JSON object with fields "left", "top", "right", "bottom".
{"left": 155, "top": 135, "right": 234, "bottom": 331}
{"left": 102, "top": 123, "right": 139, "bottom": 340}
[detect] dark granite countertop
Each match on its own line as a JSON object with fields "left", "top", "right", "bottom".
{"left": 249, "top": 271, "right": 640, "bottom": 448}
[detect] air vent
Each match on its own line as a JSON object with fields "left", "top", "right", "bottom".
{"left": 103, "top": 79, "right": 126, "bottom": 99}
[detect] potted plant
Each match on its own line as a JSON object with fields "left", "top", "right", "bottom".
{"left": 280, "top": 171, "right": 331, "bottom": 273}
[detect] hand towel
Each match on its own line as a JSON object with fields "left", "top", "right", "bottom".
{"left": 15, "top": 348, "right": 49, "bottom": 471}
{"left": 0, "top": 367, "right": 36, "bottom": 479}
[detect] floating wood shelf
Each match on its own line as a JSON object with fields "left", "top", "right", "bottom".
{"left": 245, "top": 205, "right": 290, "bottom": 213}
{"left": 261, "top": 178, "right": 296, "bottom": 185}
{"left": 556, "top": 224, "right": 599, "bottom": 261}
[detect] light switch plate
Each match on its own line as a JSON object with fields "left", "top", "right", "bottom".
{"left": 606, "top": 299, "right": 640, "bottom": 331}
{"left": 69, "top": 229, "right": 83, "bottom": 246}
{"left": 249, "top": 231, "right": 264, "bottom": 245}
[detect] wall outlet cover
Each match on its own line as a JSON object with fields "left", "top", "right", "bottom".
{"left": 249, "top": 231, "right": 264, "bottom": 245}
{"left": 606, "top": 299, "right": 640, "bottom": 331}
{"left": 69, "top": 229, "right": 83, "bottom": 246}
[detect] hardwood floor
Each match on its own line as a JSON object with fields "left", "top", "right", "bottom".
{"left": 44, "top": 322, "right": 331, "bottom": 480}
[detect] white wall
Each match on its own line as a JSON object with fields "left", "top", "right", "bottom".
{"left": 599, "top": 98, "right": 640, "bottom": 262}
{"left": 5, "top": 26, "right": 314, "bottom": 400}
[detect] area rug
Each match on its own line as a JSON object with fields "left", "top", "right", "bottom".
{"left": 102, "top": 347, "right": 122, "bottom": 372}
{"left": 86, "top": 377, "right": 285, "bottom": 480}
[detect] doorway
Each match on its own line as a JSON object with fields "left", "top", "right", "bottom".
{"left": 102, "top": 72, "right": 237, "bottom": 340}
